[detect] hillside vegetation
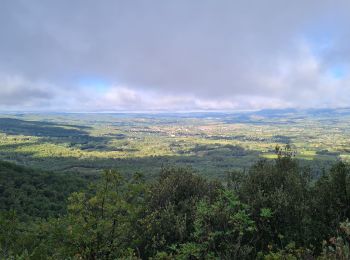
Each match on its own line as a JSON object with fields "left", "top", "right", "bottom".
{"left": 1, "top": 147, "right": 349, "bottom": 259}
{"left": 0, "top": 160, "right": 88, "bottom": 220}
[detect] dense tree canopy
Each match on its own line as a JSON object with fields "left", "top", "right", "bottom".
{"left": 1, "top": 151, "right": 350, "bottom": 259}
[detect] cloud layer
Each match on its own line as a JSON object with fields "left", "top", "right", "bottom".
{"left": 1, "top": 0, "right": 350, "bottom": 111}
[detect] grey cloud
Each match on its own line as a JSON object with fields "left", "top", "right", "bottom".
{"left": 0, "top": 76, "right": 54, "bottom": 107}
{"left": 1, "top": 0, "right": 350, "bottom": 110}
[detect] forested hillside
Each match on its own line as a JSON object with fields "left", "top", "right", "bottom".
{"left": 1, "top": 147, "right": 349, "bottom": 259}
{"left": 0, "top": 161, "right": 88, "bottom": 220}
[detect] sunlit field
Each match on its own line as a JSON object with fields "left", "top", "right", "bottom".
{"left": 0, "top": 109, "right": 348, "bottom": 178}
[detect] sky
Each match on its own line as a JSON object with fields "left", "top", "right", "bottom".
{"left": 1, "top": 0, "right": 350, "bottom": 112}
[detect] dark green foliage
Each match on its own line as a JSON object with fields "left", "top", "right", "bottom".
{"left": 309, "top": 161, "right": 350, "bottom": 247}
{"left": 173, "top": 190, "right": 257, "bottom": 259}
{"left": 0, "top": 118, "right": 89, "bottom": 137}
{"left": 237, "top": 150, "right": 312, "bottom": 250}
{"left": 49, "top": 170, "right": 147, "bottom": 259}
{"left": 0, "top": 161, "right": 88, "bottom": 220}
{"left": 141, "top": 167, "right": 222, "bottom": 257}
{"left": 318, "top": 220, "right": 350, "bottom": 259}
{"left": 0, "top": 210, "right": 19, "bottom": 259}
{"left": 190, "top": 144, "right": 247, "bottom": 157}
{"left": 1, "top": 152, "right": 350, "bottom": 259}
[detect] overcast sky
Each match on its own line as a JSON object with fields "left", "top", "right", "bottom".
{"left": 1, "top": 0, "right": 350, "bottom": 111}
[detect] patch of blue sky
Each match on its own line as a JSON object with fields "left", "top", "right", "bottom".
{"left": 302, "top": 23, "right": 347, "bottom": 79}
{"left": 328, "top": 65, "right": 347, "bottom": 79}
{"left": 78, "top": 77, "right": 111, "bottom": 93}
{"left": 303, "top": 31, "right": 333, "bottom": 56}
{"left": 301, "top": 17, "right": 339, "bottom": 56}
